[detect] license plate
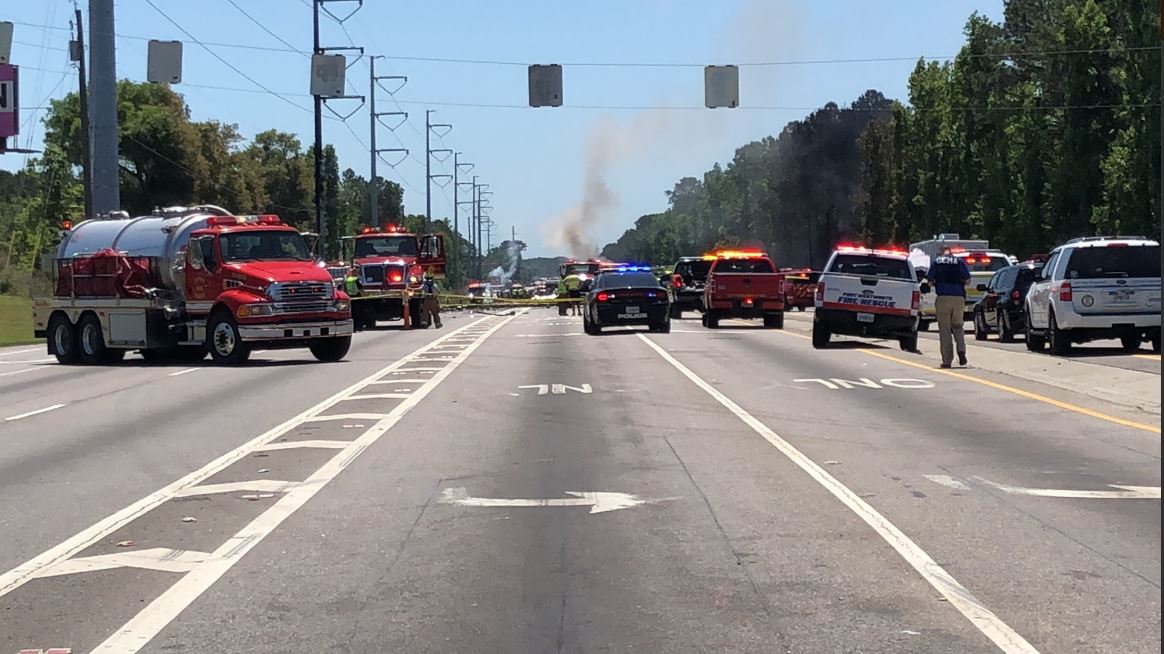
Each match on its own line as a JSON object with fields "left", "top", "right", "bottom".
{"left": 857, "top": 312, "right": 874, "bottom": 323}
{"left": 625, "top": 306, "right": 639, "bottom": 314}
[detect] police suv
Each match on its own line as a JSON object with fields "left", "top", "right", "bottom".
{"left": 813, "top": 245, "right": 921, "bottom": 351}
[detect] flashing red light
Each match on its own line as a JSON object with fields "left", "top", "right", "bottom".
{"left": 389, "top": 271, "right": 403, "bottom": 283}
{"left": 596, "top": 291, "right": 610, "bottom": 302}
{"left": 256, "top": 214, "right": 281, "bottom": 225}
{"left": 360, "top": 226, "right": 378, "bottom": 234}
{"left": 1059, "top": 282, "right": 1073, "bottom": 302}
{"left": 206, "top": 215, "right": 238, "bottom": 227}
{"left": 671, "top": 273, "right": 683, "bottom": 289}
{"left": 386, "top": 223, "right": 400, "bottom": 232}
{"left": 1011, "top": 289, "right": 1021, "bottom": 301}
{"left": 61, "top": 220, "right": 73, "bottom": 231}
{"left": 710, "top": 249, "right": 766, "bottom": 259}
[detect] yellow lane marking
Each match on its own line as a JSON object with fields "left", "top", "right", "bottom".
{"left": 1133, "top": 354, "right": 1160, "bottom": 361}
{"left": 774, "top": 331, "right": 1160, "bottom": 435}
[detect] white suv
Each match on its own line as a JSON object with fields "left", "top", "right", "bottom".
{"left": 1025, "top": 236, "right": 1161, "bottom": 354}
{"left": 813, "top": 246, "right": 920, "bottom": 351}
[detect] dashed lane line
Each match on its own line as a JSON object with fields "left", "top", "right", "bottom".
{"left": 638, "top": 333, "right": 1040, "bottom": 654}
{"left": 5, "top": 403, "right": 67, "bottom": 422}
{"left": 92, "top": 311, "right": 522, "bottom": 652}
{"left": 168, "top": 368, "right": 199, "bottom": 377}
{"left": 0, "top": 366, "right": 49, "bottom": 379}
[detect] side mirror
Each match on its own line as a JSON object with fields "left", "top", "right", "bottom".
{"left": 976, "top": 283, "right": 989, "bottom": 292}
{"left": 919, "top": 282, "right": 931, "bottom": 294}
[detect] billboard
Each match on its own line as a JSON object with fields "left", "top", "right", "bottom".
{"left": 0, "top": 64, "right": 16, "bottom": 139}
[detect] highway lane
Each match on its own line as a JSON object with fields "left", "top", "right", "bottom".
{"left": 0, "top": 308, "right": 1158, "bottom": 653}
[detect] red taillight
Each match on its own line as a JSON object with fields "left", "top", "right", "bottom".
{"left": 1011, "top": 289, "right": 1021, "bottom": 301}
{"left": 389, "top": 271, "right": 403, "bottom": 283}
{"left": 815, "top": 282, "right": 825, "bottom": 302}
{"left": 671, "top": 273, "right": 683, "bottom": 289}
{"left": 596, "top": 292, "right": 609, "bottom": 302}
{"left": 911, "top": 290, "right": 920, "bottom": 311}
{"left": 1059, "top": 282, "right": 1072, "bottom": 302}
{"left": 1106, "top": 243, "right": 1129, "bottom": 248}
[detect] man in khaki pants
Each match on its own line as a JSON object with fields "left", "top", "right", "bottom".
{"left": 926, "top": 248, "right": 972, "bottom": 368}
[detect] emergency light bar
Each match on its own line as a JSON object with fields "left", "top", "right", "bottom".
{"left": 360, "top": 226, "right": 379, "bottom": 234}
{"left": 206, "top": 215, "right": 239, "bottom": 226}
{"left": 233, "top": 214, "right": 282, "bottom": 225}
{"left": 836, "top": 243, "right": 909, "bottom": 257}
{"left": 709, "top": 249, "right": 766, "bottom": 259}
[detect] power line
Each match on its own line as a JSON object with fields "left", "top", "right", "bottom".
{"left": 142, "top": 0, "right": 316, "bottom": 116}
{"left": 222, "top": 0, "right": 308, "bottom": 58}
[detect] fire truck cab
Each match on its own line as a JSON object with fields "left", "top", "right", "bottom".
{"left": 339, "top": 224, "right": 446, "bottom": 329}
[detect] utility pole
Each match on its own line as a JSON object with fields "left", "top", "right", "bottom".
{"left": 424, "top": 110, "right": 452, "bottom": 233}
{"left": 88, "top": 0, "right": 119, "bottom": 215}
{"left": 471, "top": 176, "right": 479, "bottom": 279}
{"left": 367, "top": 56, "right": 407, "bottom": 228}
{"left": 72, "top": 8, "right": 93, "bottom": 219}
{"left": 312, "top": 1, "right": 323, "bottom": 238}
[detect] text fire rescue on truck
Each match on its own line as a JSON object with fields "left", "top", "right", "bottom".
{"left": 335, "top": 224, "right": 446, "bottom": 330}
{"left": 33, "top": 205, "right": 354, "bottom": 365}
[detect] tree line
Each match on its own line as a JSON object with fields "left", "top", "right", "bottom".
{"left": 603, "top": 0, "right": 1158, "bottom": 268}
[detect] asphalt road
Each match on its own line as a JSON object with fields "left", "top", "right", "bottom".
{"left": 0, "top": 308, "right": 1158, "bottom": 653}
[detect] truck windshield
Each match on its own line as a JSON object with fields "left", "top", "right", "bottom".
{"left": 675, "top": 260, "right": 712, "bottom": 281}
{"left": 220, "top": 231, "right": 311, "bottom": 262}
{"left": 714, "top": 258, "right": 774, "bottom": 274}
{"left": 355, "top": 236, "right": 418, "bottom": 257}
{"left": 1065, "top": 245, "right": 1160, "bottom": 279}
{"left": 563, "top": 264, "right": 599, "bottom": 276}
{"left": 829, "top": 254, "right": 913, "bottom": 279}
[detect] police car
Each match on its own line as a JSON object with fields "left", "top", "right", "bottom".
{"left": 583, "top": 265, "right": 671, "bottom": 335}
{"left": 812, "top": 245, "right": 920, "bottom": 351}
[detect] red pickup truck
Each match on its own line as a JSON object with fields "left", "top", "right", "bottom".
{"left": 701, "top": 250, "right": 785, "bottom": 328}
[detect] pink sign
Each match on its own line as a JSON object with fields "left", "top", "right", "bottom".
{"left": 0, "top": 64, "right": 17, "bottom": 140}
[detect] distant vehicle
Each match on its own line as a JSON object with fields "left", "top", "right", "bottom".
{"left": 971, "top": 258, "right": 1044, "bottom": 342}
{"left": 780, "top": 268, "right": 820, "bottom": 311}
{"left": 667, "top": 256, "right": 713, "bottom": 318}
{"left": 1024, "top": 236, "right": 1161, "bottom": 354}
{"left": 700, "top": 250, "right": 785, "bottom": 329}
{"left": 909, "top": 233, "right": 1015, "bottom": 328}
{"left": 583, "top": 267, "right": 671, "bottom": 334}
{"left": 337, "top": 224, "right": 446, "bottom": 330}
{"left": 813, "top": 244, "right": 919, "bottom": 351}
{"left": 33, "top": 207, "right": 353, "bottom": 365}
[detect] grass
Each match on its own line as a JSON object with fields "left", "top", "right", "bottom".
{"left": 0, "top": 295, "right": 38, "bottom": 347}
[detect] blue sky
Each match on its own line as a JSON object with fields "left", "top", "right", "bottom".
{"left": 3, "top": 0, "right": 1002, "bottom": 257}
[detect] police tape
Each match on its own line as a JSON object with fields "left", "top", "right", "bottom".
{"left": 348, "top": 293, "right": 579, "bottom": 306}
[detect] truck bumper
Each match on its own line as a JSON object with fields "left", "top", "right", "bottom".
{"left": 239, "top": 319, "right": 354, "bottom": 341}
{"left": 816, "top": 308, "right": 916, "bottom": 338}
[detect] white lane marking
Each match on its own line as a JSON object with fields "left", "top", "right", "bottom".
{"left": 973, "top": 477, "right": 1161, "bottom": 499}
{"left": 389, "top": 367, "right": 442, "bottom": 373}
{"left": 303, "top": 412, "right": 392, "bottom": 423}
{"left": 254, "top": 440, "right": 349, "bottom": 452}
{"left": 0, "top": 347, "right": 41, "bottom": 356}
{"left": 367, "top": 378, "right": 428, "bottom": 385}
{"left": 0, "top": 315, "right": 498, "bottom": 598}
{"left": 93, "top": 311, "right": 521, "bottom": 652}
{"left": 637, "top": 333, "right": 1039, "bottom": 654}
{"left": 439, "top": 487, "right": 670, "bottom": 514}
{"left": 0, "top": 366, "right": 50, "bottom": 379}
{"left": 0, "top": 357, "right": 56, "bottom": 365}
{"left": 5, "top": 403, "right": 67, "bottom": 422}
{"left": 924, "top": 474, "right": 970, "bottom": 491}
{"left": 343, "top": 393, "right": 411, "bottom": 400}
{"left": 170, "top": 480, "right": 298, "bottom": 498}
{"left": 34, "top": 548, "right": 210, "bottom": 579}
{"left": 168, "top": 368, "right": 199, "bottom": 377}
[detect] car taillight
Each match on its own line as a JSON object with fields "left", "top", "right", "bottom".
{"left": 596, "top": 292, "right": 609, "bottom": 302}
{"left": 911, "top": 290, "right": 920, "bottom": 311}
{"left": 1059, "top": 282, "right": 1072, "bottom": 302}
{"left": 815, "top": 282, "right": 825, "bottom": 302}
{"left": 671, "top": 274, "right": 683, "bottom": 289}
{"left": 1010, "top": 289, "right": 1021, "bottom": 301}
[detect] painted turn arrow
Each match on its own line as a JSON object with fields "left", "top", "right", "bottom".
{"left": 439, "top": 487, "right": 668, "bottom": 514}
{"left": 973, "top": 477, "right": 1161, "bottom": 499}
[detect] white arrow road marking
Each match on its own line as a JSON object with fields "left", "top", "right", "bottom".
{"left": 439, "top": 487, "right": 671, "bottom": 514}
{"left": 973, "top": 477, "right": 1161, "bottom": 499}
{"left": 33, "top": 548, "right": 210, "bottom": 579}
{"left": 923, "top": 474, "right": 970, "bottom": 491}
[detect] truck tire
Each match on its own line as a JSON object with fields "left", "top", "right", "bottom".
{"left": 1120, "top": 334, "right": 1142, "bottom": 353}
{"left": 48, "top": 314, "right": 80, "bottom": 365}
{"left": 1153, "top": 332, "right": 1161, "bottom": 353}
{"left": 310, "top": 336, "right": 351, "bottom": 362}
{"left": 207, "top": 311, "right": 251, "bottom": 365}
{"left": 899, "top": 334, "right": 918, "bottom": 352}
{"left": 1048, "top": 312, "right": 1071, "bottom": 355}
{"left": 704, "top": 311, "right": 720, "bottom": 329}
{"left": 669, "top": 304, "right": 682, "bottom": 319}
{"left": 811, "top": 321, "right": 830, "bottom": 349}
{"left": 1025, "top": 332, "right": 1045, "bottom": 352}
{"left": 763, "top": 312, "right": 784, "bottom": 329}
{"left": 78, "top": 313, "right": 124, "bottom": 365}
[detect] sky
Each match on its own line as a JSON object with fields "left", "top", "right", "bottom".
{"left": 2, "top": 0, "right": 1003, "bottom": 257}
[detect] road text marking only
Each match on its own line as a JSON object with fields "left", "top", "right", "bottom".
{"left": 517, "top": 383, "right": 593, "bottom": 395}
{"left": 440, "top": 487, "right": 670, "bottom": 514}
{"left": 637, "top": 333, "right": 1039, "bottom": 654}
{"left": 795, "top": 377, "right": 935, "bottom": 390}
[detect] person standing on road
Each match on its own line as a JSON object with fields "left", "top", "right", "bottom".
{"left": 420, "top": 271, "right": 442, "bottom": 329}
{"left": 926, "top": 247, "right": 971, "bottom": 368}
{"left": 557, "top": 273, "right": 583, "bottom": 316}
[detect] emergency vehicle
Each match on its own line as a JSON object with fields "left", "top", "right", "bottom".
{"left": 813, "top": 244, "right": 920, "bottom": 351}
{"left": 779, "top": 267, "right": 819, "bottom": 311}
{"left": 701, "top": 250, "right": 785, "bottom": 329}
{"left": 909, "top": 233, "right": 1016, "bottom": 328}
{"left": 556, "top": 258, "right": 604, "bottom": 315}
{"left": 338, "top": 223, "right": 446, "bottom": 329}
{"left": 32, "top": 206, "right": 354, "bottom": 365}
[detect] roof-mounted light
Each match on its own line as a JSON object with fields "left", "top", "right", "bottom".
{"left": 709, "top": 249, "right": 766, "bottom": 259}
{"left": 206, "top": 215, "right": 238, "bottom": 227}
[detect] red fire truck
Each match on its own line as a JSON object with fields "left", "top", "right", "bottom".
{"left": 338, "top": 224, "right": 446, "bottom": 329}
{"left": 779, "top": 267, "right": 820, "bottom": 311}
{"left": 32, "top": 206, "right": 354, "bottom": 365}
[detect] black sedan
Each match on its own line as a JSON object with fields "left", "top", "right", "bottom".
{"left": 973, "top": 260, "right": 1043, "bottom": 341}
{"left": 583, "top": 270, "right": 671, "bottom": 334}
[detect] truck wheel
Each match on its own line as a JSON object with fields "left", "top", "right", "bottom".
{"left": 998, "top": 311, "right": 1015, "bottom": 343}
{"left": 310, "top": 336, "right": 351, "bottom": 362}
{"left": 1153, "top": 332, "right": 1161, "bottom": 353}
{"left": 899, "top": 334, "right": 918, "bottom": 352}
{"left": 796, "top": 306, "right": 805, "bottom": 312}
{"left": 811, "top": 322, "right": 830, "bottom": 349}
{"left": 973, "top": 312, "right": 988, "bottom": 341}
{"left": 1025, "top": 332, "right": 1046, "bottom": 352}
{"left": 207, "top": 311, "right": 251, "bottom": 365}
{"left": 1048, "top": 312, "right": 1071, "bottom": 355}
{"left": 763, "top": 312, "right": 784, "bottom": 329}
{"left": 48, "top": 314, "right": 79, "bottom": 365}
{"left": 1120, "top": 334, "right": 1142, "bottom": 353}
{"left": 669, "top": 304, "right": 682, "bottom": 319}
{"left": 705, "top": 311, "right": 720, "bottom": 328}
{"left": 78, "top": 313, "right": 123, "bottom": 364}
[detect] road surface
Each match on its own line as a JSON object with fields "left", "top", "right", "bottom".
{"left": 1, "top": 308, "right": 1159, "bottom": 653}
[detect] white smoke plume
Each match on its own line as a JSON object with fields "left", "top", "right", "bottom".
{"left": 488, "top": 240, "right": 523, "bottom": 285}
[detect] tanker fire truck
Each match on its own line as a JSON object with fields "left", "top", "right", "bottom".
{"left": 32, "top": 206, "right": 354, "bottom": 365}
{"left": 338, "top": 224, "right": 446, "bottom": 330}
{"left": 556, "top": 258, "right": 604, "bottom": 315}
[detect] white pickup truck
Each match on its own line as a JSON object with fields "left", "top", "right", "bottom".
{"left": 813, "top": 245, "right": 921, "bottom": 351}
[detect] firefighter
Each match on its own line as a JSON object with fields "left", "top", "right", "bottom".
{"left": 420, "top": 271, "right": 442, "bottom": 328}
{"left": 556, "top": 272, "right": 583, "bottom": 316}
